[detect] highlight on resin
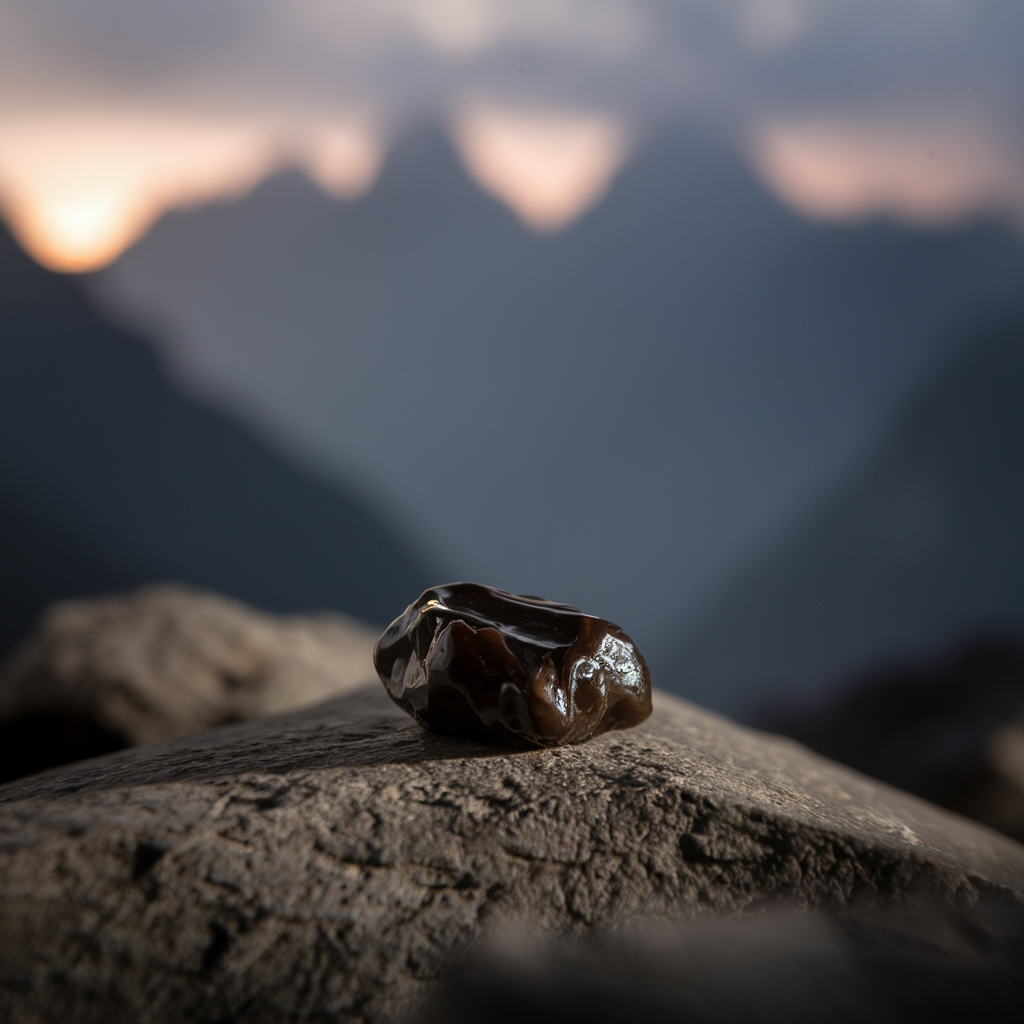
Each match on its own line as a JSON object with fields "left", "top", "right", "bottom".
{"left": 374, "top": 582, "right": 652, "bottom": 747}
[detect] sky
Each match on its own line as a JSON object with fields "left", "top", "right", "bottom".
{"left": 1, "top": 1, "right": 1023, "bottom": 270}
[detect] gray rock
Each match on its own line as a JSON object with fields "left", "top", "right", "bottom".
{"left": 1, "top": 686, "right": 1023, "bottom": 1024}
{"left": 0, "top": 583, "right": 379, "bottom": 756}
{"left": 980, "top": 719, "right": 1024, "bottom": 837}
{"left": 419, "top": 901, "right": 1024, "bottom": 1024}
{"left": 768, "top": 639, "right": 1024, "bottom": 843}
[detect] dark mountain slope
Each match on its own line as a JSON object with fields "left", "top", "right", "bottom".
{"left": 664, "top": 320, "right": 1024, "bottom": 717}
{"left": 0, "top": 225, "right": 435, "bottom": 657}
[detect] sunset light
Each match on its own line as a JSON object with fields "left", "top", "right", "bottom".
{"left": 750, "top": 119, "right": 1024, "bottom": 228}
{"left": 451, "top": 107, "right": 629, "bottom": 231}
{"left": 0, "top": 113, "right": 383, "bottom": 272}
{"left": 0, "top": 104, "right": 631, "bottom": 271}
{"left": 4, "top": 107, "right": 1022, "bottom": 275}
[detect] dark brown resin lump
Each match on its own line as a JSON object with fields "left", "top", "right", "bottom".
{"left": 373, "top": 583, "right": 651, "bottom": 746}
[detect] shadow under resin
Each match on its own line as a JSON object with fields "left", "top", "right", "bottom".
{"left": 0, "top": 686, "right": 525, "bottom": 801}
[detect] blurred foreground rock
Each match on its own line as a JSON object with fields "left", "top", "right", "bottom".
{"left": 421, "top": 900, "right": 1024, "bottom": 1024}
{"left": 772, "top": 639, "right": 1024, "bottom": 842}
{"left": 1, "top": 685, "right": 1023, "bottom": 1023}
{"left": 0, "top": 584, "right": 379, "bottom": 782}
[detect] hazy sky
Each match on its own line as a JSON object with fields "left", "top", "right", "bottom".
{"left": 1, "top": 1, "right": 1023, "bottom": 268}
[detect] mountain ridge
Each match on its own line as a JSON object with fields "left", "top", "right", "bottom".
{"left": 91, "top": 121, "right": 1024, "bottom": 685}
{"left": 0, "top": 223, "right": 436, "bottom": 657}
{"left": 662, "top": 318, "right": 1024, "bottom": 718}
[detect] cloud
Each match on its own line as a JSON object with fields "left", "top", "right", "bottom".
{"left": 0, "top": 109, "right": 382, "bottom": 270}
{"left": 750, "top": 116, "right": 1024, "bottom": 229}
{"left": 452, "top": 106, "right": 629, "bottom": 230}
{"left": 0, "top": 0, "right": 1022, "bottom": 269}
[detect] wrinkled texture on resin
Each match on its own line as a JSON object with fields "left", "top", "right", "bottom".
{"left": 373, "top": 583, "right": 652, "bottom": 746}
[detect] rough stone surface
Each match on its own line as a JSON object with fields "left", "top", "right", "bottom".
{"left": 0, "top": 583, "right": 379, "bottom": 750}
{"left": 2, "top": 686, "right": 1023, "bottom": 1024}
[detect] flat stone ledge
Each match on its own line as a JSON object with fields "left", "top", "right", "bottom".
{"left": 2, "top": 687, "right": 1023, "bottom": 1024}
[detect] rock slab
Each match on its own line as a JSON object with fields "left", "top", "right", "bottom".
{"left": 1, "top": 686, "right": 1023, "bottom": 1023}
{"left": 420, "top": 902, "right": 1024, "bottom": 1024}
{"left": 771, "top": 638, "right": 1024, "bottom": 842}
{"left": 0, "top": 584, "right": 379, "bottom": 781}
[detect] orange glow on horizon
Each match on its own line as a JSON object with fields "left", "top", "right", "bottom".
{"left": 5, "top": 108, "right": 1021, "bottom": 275}
{"left": 750, "top": 118, "right": 1024, "bottom": 228}
{"left": 452, "top": 106, "right": 629, "bottom": 231}
{"left": 0, "top": 112, "right": 383, "bottom": 272}
{"left": 0, "top": 106, "right": 628, "bottom": 273}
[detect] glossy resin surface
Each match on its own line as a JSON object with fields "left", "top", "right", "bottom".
{"left": 373, "top": 583, "right": 651, "bottom": 746}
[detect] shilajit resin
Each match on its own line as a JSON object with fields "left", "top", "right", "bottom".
{"left": 373, "top": 582, "right": 652, "bottom": 747}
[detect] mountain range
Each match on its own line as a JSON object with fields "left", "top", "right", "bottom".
{"left": 3, "top": 121, "right": 1022, "bottom": 711}
{"left": 90, "top": 123, "right": 1024, "bottom": 698}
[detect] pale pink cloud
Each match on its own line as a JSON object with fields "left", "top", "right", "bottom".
{"left": 451, "top": 106, "right": 629, "bottom": 231}
{"left": 750, "top": 118, "right": 1024, "bottom": 229}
